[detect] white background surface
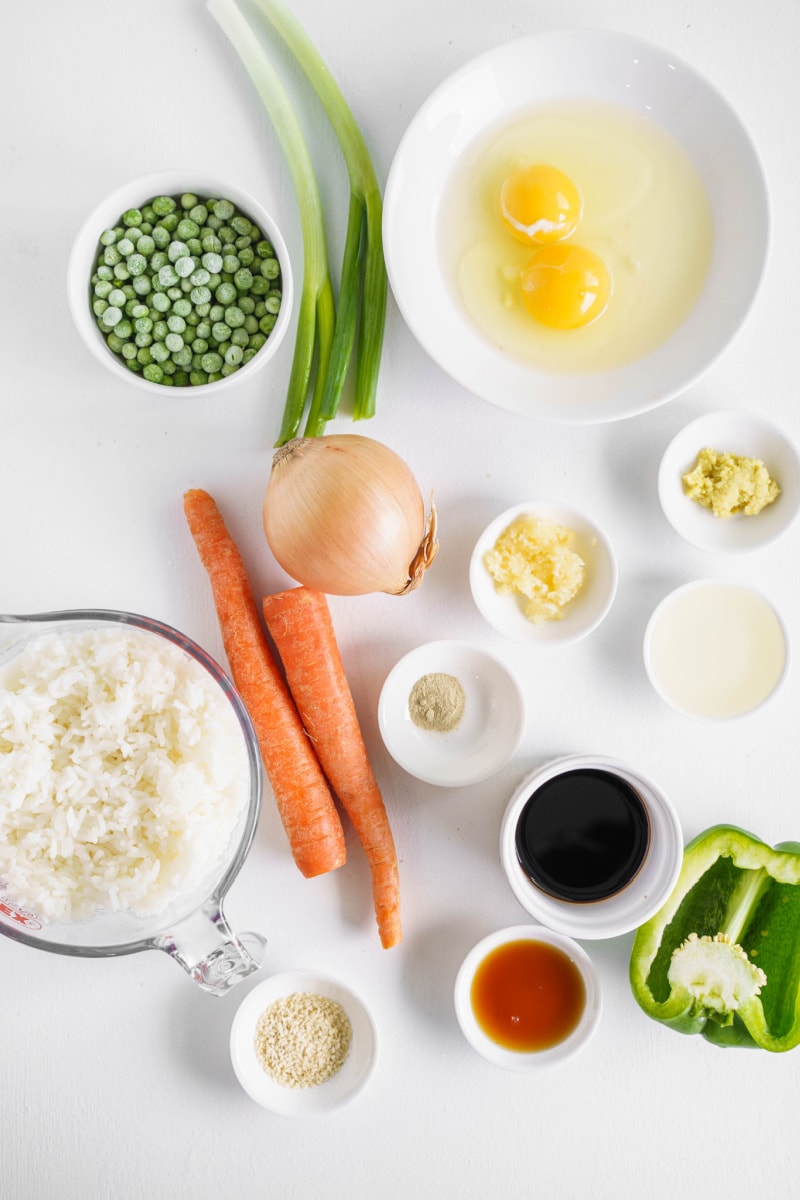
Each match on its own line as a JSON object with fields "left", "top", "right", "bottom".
{"left": 2, "top": 1, "right": 799, "bottom": 1197}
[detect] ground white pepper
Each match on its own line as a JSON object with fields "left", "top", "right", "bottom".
{"left": 254, "top": 992, "right": 352, "bottom": 1089}
{"left": 408, "top": 672, "right": 466, "bottom": 733}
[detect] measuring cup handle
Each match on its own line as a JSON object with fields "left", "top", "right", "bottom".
{"left": 152, "top": 902, "right": 266, "bottom": 995}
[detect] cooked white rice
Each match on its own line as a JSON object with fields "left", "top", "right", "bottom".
{"left": 0, "top": 626, "right": 250, "bottom": 922}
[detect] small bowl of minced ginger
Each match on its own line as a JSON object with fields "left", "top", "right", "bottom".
{"left": 469, "top": 500, "right": 618, "bottom": 646}
{"left": 658, "top": 408, "right": 800, "bottom": 554}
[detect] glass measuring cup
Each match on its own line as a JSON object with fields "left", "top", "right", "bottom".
{"left": 0, "top": 609, "right": 266, "bottom": 995}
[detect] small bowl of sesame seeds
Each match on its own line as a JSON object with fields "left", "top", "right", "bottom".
{"left": 229, "top": 970, "right": 377, "bottom": 1117}
{"left": 67, "top": 169, "right": 293, "bottom": 395}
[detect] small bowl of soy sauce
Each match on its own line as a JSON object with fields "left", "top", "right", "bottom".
{"left": 500, "top": 754, "right": 683, "bottom": 940}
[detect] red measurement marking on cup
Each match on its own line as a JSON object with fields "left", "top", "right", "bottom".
{"left": 0, "top": 901, "right": 43, "bottom": 931}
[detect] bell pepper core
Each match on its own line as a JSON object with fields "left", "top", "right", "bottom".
{"left": 629, "top": 824, "right": 800, "bottom": 1050}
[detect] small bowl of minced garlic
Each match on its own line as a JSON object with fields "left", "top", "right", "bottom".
{"left": 658, "top": 408, "right": 800, "bottom": 554}
{"left": 378, "top": 640, "right": 526, "bottom": 787}
{"left": 469, "top": 500, "right": 618, "bottom": 647}
{"left": 229, "top": 970, "right": 377, "bottom": 1116}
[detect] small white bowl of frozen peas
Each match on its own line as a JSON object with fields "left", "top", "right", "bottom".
{"left": 229, "top": 970, "right": 377, "bottom": 1117}
{"left": 658, "top": 408, "right": 800, "bottom": 554}
{"left": 469, "top": 500, "right": 618, "bottom": 646}
{"left": 67, "top": 170, "right": 293, "bottom": 395}
{"left": 643, "top": 578, "right": 789, "bottom": 720}
{"left": 377, "top": 639, "right": 526, "bottom": 787}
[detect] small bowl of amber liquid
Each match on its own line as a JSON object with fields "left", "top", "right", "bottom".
{"left": 454, "top": 925, "right": 601, "bottom": 1070}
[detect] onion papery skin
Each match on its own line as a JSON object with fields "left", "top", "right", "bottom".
{"left": 264, "top": 435, "right": 438, "bottom": 596}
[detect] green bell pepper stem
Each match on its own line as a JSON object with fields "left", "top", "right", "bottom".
{"left": 630, "top": 824, "right": 800, "bottom": 1051}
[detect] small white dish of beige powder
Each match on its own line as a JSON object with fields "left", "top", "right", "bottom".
{"left": 229, "top": 970, "right": 377, "bottom": 1116}
{"left": 378, "top": 640, "right": 526, "bottom": 787}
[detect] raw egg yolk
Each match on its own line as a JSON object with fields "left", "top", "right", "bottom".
{"left": 499, "top": 165, "right": 581, "bottom": 246}
{"left": 520, "top": 244, "right": 611, "bottom": 330}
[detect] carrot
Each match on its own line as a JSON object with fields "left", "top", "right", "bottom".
{"left": 262, "top": 587, "right": 401, "bottom": 949}
{"left": 182, "top": 490, "right": 346, "bottom": 879}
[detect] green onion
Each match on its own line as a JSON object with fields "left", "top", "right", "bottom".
{"left": 207, "top": 0, "right": 388, "bottom": 443}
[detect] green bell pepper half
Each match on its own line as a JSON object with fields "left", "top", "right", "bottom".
{"left": 630, "top": 824, "right": 800, "bottom": 1051}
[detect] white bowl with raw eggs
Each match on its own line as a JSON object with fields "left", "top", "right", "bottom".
{"left": 383, "top": 29, "right": 768, "bottom": 424}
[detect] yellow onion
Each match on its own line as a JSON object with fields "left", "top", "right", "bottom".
{"left": 264, "top": 435, "right": 438, "bottom": 596}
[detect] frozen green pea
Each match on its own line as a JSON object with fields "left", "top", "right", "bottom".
{"left": 233, "top": 267, "right": 253, "bottom": 291}
{"left": 143, "top": 363, "right": 164, "bottom": 383}
{"left": 216, "top": 282, "right": 236, "bottom": 306}
{"left": 136, "top": 234, "right": 155, "bottom": 256}
{"left": 173, "top": 298, "right": 192, "bottom": 317}
{"left": 209, "top": 304, "right": 224, "bottom": 322}
{"left": 224, "top": 344, "right": 244, "bottom": 366}
{"left": 94, "top": 280, "right": 113, "bottom": 299}
{"left": 260, "top": 257, "right": 281, "bottom": 280}
{"left": 103, "top": 245, "right": 122, "bottom": 266}
{"left": 265, "top": 293, "right": 282, "bottom": 314}
{"left": 244, "top": 315, "right": 259, "bottom": 335}
{"left": 167, "top": 241, "right": 190, "bottom": 262}
{"left": 158, "top": 265, "right": 179, "bottom": 287}
{"left": 96, "top": 264, "right": 114, "bottom": 281}
{"left": 242, "top": 347, "right": 257, "bottom": 364}
{"left": 134, "top": 316, "right": 153, "bottom": 334}
{"left": 137, "top": 346, "right": 152, "bottom": 365}
{"left": 222, "top": 254, "right": 240, "bottom": 274}
{"left": 117, "top": 237, "right": 135, "bottom": 256}
{"left": 113, "top": 263, "right": 131, "bottom": 282}
{"left": 150, "top": 341, "right": 169, "bottom": 363}
{"left": 167, "top": 286, "right": 182, "bottom": 301}
{"left": 189, "top": 204, "right": 208, "bottom": 224}
{"left": 142, "top": 205, "right": 156, "bottom": 223}
{"left": 256, "top": 239, "right": 274, "bottom": 258}
{"left": 259, "top": 314, "right": 276, "bottom": 334}
{"left": 92, "top": 298, "right": 109, "bottom": 318}
{"left": 126, "top": 359, "right": 143, "bottom": 373}
{"left": 175, "top": 256, "right": 196, "bottom": 278}
{"left": 231, "top": 327, "right": 250, "bottom": 347}
{"left": 152, "top": 195, "right": 176, "bottom": 216}
{"left": 133, "top": 275, "right": 152, "bottom": 296}
{"left": 190, "top": 369, "right": 209, "bottom": 385}
{"left": 201, "top": 351, "right": 223, "bottom": 373}
{"left": 167, "top": 314, "right": 186, "bottom": 333}
{"left": 122, "top": 209, "right": 143, "bottom": 228}
{"left": 152, "top": 226, "right": 171, "bottom": 249}
{"left": 180, "top": 193, "right": 198, "bottom": 210}
{"left": 127, "top": 253, "right": 147, "bottom": 276}
{"left": 211, "top": 322, "right": 231, "bottom": 342}
{"left": 251, "top": 276, "right": 268, "bottom": 296}
{"left": 190, "top": 267, "right": 210, "bottom": 287}
{"left": 161, "top": 213, "right": 179, "bottom": 232}
{"left": 102, "top": 306, "right": 123, "bottom": 327}
{"left": 225, "top": 306, "right": 245, "bottom": 328}
{"left": 238, "top": 247, "right": 255, "bottom": 268}
{"left": 165, "top": 332, "right": 184, "bottom": 353}
{"left": 174, "top": 370, "right": 190, "bottom": 387}
{"left": 190, "top": 286, "right": 211, "bottom": 305}
{"left": 202, "top": 252, "right": 223, "bottom": 274}
{"left": 212, "top": 199, "right": 235, "bottom": 221}
{"left": 176, "top": 219, "right": 200, "bottom": 240}
{"left": 195, "top": 302, "right": 211, "bottom": 318}
{"left": 132, "top": 303, "right": 149, "bottom": 318}
{"left": 231, "top": 215, "right": 251, "bottom": 236}
{"left": 193, "top": 339, "right": 209, "bottom": 356}
{"left": 171, "top": 345, "right": 192, "bottom": 366}
{"left": 151, "top": 251, "right": 168, "bottom": 271}
{"left": 115, "top": 320, "right": 133, "bottom": 339}
{"left": 99, "top": 228, "right": 118, "bottom": 247}
{"left": 135, "top": 332, "right": 153, "bottom": 348}
{"left": 154, "top": 320, "right": 168, "bottom": 340}
{"left": 121, "top": 342, "right": 138, "bottom": 360}
{"left": 152, "top": 292, "right": 171, "bottom": 313}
